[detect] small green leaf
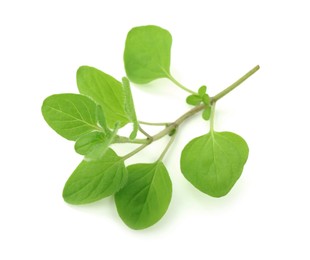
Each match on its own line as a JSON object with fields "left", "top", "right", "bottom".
{"left": 202, "top": 94, "right": 210, "bottom": 105}
{"left": 77, "top": 66, "right": 130, "bottom": 128}
{"left": 115, "top": 162, "right": 172, "bottom": 230}
{"left": 74, "top": 131, "right": 106, "bottom": 155}
{"left": 186, "top": 94, "right": 202, "bottom": 105}
{"left": 42, "top": 94, "right": 101, "bottom": 141}
{"left": 63, "top": 149, "right": 127, "bottom": 204}
{"left": 180, "top": 132, "right": 249, "bottom": 197}
{"left": 122, "top": 77, "right": 139, "bottom": 139}
{"left": 198, "top": 85, "right": 207, "bottom": 96}
{"left": 202, "top": 107, "right": 211, "bottom": 120}
{"left": 84, "top": 123, "right": 120, "bottom": 161}
{"left": 124, "top": 25, "right": 172, "bottom": 84}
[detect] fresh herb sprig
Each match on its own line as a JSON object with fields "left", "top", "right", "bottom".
{"left": 42, "top": 25, "right": 259, "bottom": 230}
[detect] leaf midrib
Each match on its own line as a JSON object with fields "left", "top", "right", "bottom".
{"left": 134, "top": 164, "right": 159, "bottom": 226}
{"left": 46, "top": 105, "right": 101, "bottom": 131}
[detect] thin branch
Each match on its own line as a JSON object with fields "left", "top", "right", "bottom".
{"left": 139, "top": 121, "right": 169, "bottom": 126}
{"left": 139, "top": 126, "right": 152, "bottom": 139}
{"left": 122, "top": 143, "right": 150, "bottom": 160}
{"left": 157, "top": 134, "right": 177, "bottom": 162}
{"left": 211, "top": 65, "right": 260, "bottom": 103}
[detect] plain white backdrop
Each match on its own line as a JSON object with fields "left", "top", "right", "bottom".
{"left": 1, "top": 0, "right": 309, "bottom": 259}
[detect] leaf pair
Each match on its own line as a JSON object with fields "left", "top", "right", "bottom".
{"left": 77, "top": 67, "right": 139, "bottom": 142}
{"left": 186, "top": 85, "right": 208, "bottom": 105}
{"left": 76, "top": 66, "right": 130, "bottom": 128}
{"left": 42, "top": 66, "right": 140, "bottom": 157}
{"left": 186, "top": 86, "right": 212, "bottom": 120}
{"left": 63, "top": 158, "right": 172, "bottom": 229}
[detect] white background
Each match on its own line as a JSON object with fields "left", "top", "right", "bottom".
{"left": 1, "top": 0, "right": 309, "bottom": 259}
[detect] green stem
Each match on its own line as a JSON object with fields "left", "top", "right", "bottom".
{"left": 139, "top": 121, "right": 168, "bottom": 126}
{"left": 152, "top": 104, "right": 206, "bottom": 141}
{"left": 211, "top": 65, "right": 260, "bottom": 103}
{"left": 115, "top": 136, "right": 148, "bottom": 144}
{"left": 210, "top": 102, "right": 216, "bottom": 133}
{"left": 120, "top": 104, "right": 206, "bottom": 160}
{"left": 165, "top": 73, "right": 196, "bottom": 94}
{"left": 122, "top": 142, "right": 150, "bottom": 160}
{"left": 157, "top": 134, "right": 177, "bottom": 162}
{"left": 119, "top": 65, "right": 260, "bottom": 160}
{"left": 139, "top": 126, "right": 152, "bottom": 139}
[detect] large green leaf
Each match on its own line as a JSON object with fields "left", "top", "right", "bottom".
{"left": 63, "top": 149, "right": 127, "bottom": 204}
{"left": 41, "top": 93, "right": 102, "bottom": 141}
{"left": 115, "top": 162, "right": 172, "bottom": 230}
{"left": 180, "top": 132, "right": 249, "bottom": 197}
{"left": 76, "top": 66, "right": 130, "bottom": 128}
{"left": 124, "top": 25, "right": 172, "bottom": 84}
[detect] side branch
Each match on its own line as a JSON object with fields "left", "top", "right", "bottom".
{"left": 119, "top": 65, "right": 260, "bottom": 160}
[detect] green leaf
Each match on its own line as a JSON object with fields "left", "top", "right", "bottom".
{"left": 202, "top": 94, "right": 210, "bottom": 105}
{"left": 124, "top": 25, "right": 172, "bottom": 84}
{"left": 115, "top": 162, "right": 172, "bottom": 230}
{"left": 74, "top": 131, "right": 106, "bottom": 155}
{"left": 63, "top": 149, "right": 127, "bottom": 204}
{"left": 186, "top": 94, "right": 202, "bottom": 105}
{"left": 42, "top": 94, "right": 102, "bottom": 141}
{"left": 84, "top": 123, "right": 120, "bottom": 161}
{"left": 198, "top": 85, "right": 207, "bottom": 96}
{"left": 202, "top": 107, "right": 211, "bottom": 120}
{"left": 122, "top": 77, "right": 139, "bottom": 139}
{"left": 180, "top": 132, "right": 249, "bottom": 197}
{"left": 76, "top": 66, "right": 130, "bottom": 128}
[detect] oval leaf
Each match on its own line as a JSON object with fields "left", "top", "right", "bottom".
{"left": 202, "top": 94, "right": 210, "bottom": 105}
{"left": 180, "top": 132, "right": 249, "bottom": 197}
{"left": 74, "top": 131, "right": 106, "bottom": 155}
{"left": 115, "top": 162, "right": 172, "bottom": 230}
{"left": 124, "top": 25, "right": 172, "bottom": 84}
{"left": 186, "top": 94, "right": 202, "bottom": 105}
{"left": 77, "top": 66, "right": 130, "bottom": 128}
{"left": 202, "top": 107, "right": 211, "bottom": 121}
{"left": 42, "top": 94, "right": 101, "bottom": 140}
{"left": 198, "top": 85, "right": 207, "bottom": 96}
{"left": 63, "top": 149, "right": 127, "bottom": 204}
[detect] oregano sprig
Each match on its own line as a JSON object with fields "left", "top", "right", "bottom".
{"left": 42, "top": 25, "right": 260, "bottom": 230}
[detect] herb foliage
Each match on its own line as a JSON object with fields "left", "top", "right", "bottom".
{"left": 42, "top": 25, "right": 259, "bottom": 229}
